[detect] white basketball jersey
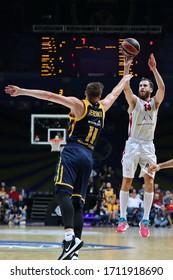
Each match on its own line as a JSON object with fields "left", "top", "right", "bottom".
{"left": 128, "top": 97, "right": 158, "bottom": 140}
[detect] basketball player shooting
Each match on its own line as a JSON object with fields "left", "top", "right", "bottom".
{"left": 5, "top": 74, "right": 132, "bottom": 260}
{"left": 116, "top": 53, "right": 165, "bottom": 238}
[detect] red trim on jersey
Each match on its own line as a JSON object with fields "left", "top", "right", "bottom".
{"left": 128, "top": 112, "right": 132, "bottom": 137}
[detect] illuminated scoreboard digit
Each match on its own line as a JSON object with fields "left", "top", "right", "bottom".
{"left": 41, "top": 36, "right": 156, "bottom": 78}
{"left": 58, "top": 88, "right": 64, "bottom": 95}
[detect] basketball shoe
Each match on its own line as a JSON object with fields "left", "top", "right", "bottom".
{"left": 58, "top": 236, "right": 83, "bottom": 260}
{"left": 139, "top": 219, "right": 150, "bottom": 237}
{"left": 116, "top": 217, "right": 129, "bottom": 233}
{"left": 70, "top": 252, "right": 79, "bottom": 260}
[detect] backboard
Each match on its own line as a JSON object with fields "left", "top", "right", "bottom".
{"left": 31, "top": 114, "right": 69, "bottom": 147}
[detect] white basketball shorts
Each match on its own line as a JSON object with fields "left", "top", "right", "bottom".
{"left": 121, "top": 137, "right": 156, "bottom": 178}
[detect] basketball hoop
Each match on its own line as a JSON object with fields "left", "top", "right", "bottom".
{"left": 49, "top": 138, "right": 65, "bottom": 152}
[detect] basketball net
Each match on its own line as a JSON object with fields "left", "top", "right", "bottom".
{"left": 49, "top": 138, "right": 65, "bottom": 152}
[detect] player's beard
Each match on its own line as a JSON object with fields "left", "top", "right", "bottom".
{"left": 138, "top": 90, "right": 151, "bottom": 100}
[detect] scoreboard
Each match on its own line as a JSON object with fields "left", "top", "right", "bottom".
{"left": 40, "top": 35, "right": 158, "bottom": 78}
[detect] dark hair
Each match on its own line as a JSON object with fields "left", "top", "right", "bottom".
{"left": 86, "top": 82, "right": 104, "bottom": 98}
{"left": 140, "top": 77, "right": 154, "bottom": 89}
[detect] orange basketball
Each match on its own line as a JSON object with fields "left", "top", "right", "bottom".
{"left": 121, "top": 38, "right": 140, "bottom": 57}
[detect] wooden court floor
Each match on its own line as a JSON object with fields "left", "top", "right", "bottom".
{"left": 0, "top": 224, "right": 173, "bottom": 260}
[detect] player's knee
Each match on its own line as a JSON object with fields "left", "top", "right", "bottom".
{"left": 73, "top": 202, "right": 82, "bottom": 212}
{"left": 54, "top": 191, "right": 70, "bottom": 204}
{"left": 121, "top": 178, "right": 133, "bottom": 191}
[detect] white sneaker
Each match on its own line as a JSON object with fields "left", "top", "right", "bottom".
{"left": 70, "top": 252, "right": 79, "bottom": 260}
{"left": 58, "top": 236, "right": 83, "bottom": 260}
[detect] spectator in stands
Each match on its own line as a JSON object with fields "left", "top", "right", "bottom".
{"left": 103, "top": 182, "right": 116, "bottom": 204}
{"left": 154, "top": 204, "right": 173, "bottom": 227}
{"left": 4, "top": 193, "right": 13, "bottom": 208}
{"left": 0, "top": 185, "right": 6, "bottom": 199}
{"left": 0, "top": 181, "right": 7, "bottom": 189}
{"left": 97, "top": 166, "right": 117, "bottom": 194}
{"left": 167, "top": 199, "right": 173, "bottom": 211}
{"left": 162, "top": 190, "right": 172, "bottom": 206}
{"left": 17, "top": 194, "right": 27, "bottom": 209}
{"left": 17, "top": 194, "right": 28, "bottom": 221}
{"left": 156, "top": 188, "right": 164, "bottom": 202}
{"left": 1, "top": 194, "right": 11, "bottom": 224}
{"left": 20, "top": 205, "right": 27, "bottom": 222}
{"left": 127, "top": 189, "right": 144, "bottom": 226}
{"left": 106, "top": 196, "right": 119, "bottom": 225}
{"left": 150, "top": 192, "right": 162, "bottom": 223}
{"left": 99, "top": 180, "right": 106, "bottom": 198}
{"left": 91, "top": 198, "right": 109, "bottom": 226}
{"left": 8, "top": 204, "right": 26, "bottom": 225}
{"left": 166, "top": 199, "right": 173, "bottom": 220}
{"left": 8, "top": 186, "right": 19, "bottom": 205}
{"left": 0, "top": 201, "right": 4, "bottom": 224}
{"left": 154, "top": 183, "right": 164, "bottom": 201}
{"left": 152, "top": 193, "right": 162, "bottom": 209}
{"left": 154, "top": 183, "right": 160, "bottom": 192}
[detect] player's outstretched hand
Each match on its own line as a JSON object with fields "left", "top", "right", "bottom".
{"left": 148, "top": 53, "right": 156, "bottom": 70}
{"left": 148, "top": 164, "right": 160, "bottom": 174}
{"left": 124, "top": 56, "right": 134, "bottom": 67}
{"left": 4, "top": 85, "right": 21, "bottom": 97}
{"left": 123, "top": 74, "right": 133, "bottom": 82}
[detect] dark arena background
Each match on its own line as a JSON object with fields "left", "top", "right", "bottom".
{"left": 0, "top": 0, "right": 173, "bottom": 195}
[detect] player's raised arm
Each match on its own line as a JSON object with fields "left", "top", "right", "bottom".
{"left": 123, "top": 56, "right": 137, "bottom": 112}
{"left": 148, "top": 53, "right": 165, "bottom": 108}
{"left": 99, "top": 74, "right": 133, "bottom": 112}
{"left": 4, "top": 85, "right": 84, "bottom": 117}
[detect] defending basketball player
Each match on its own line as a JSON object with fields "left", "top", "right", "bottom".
{"left": 116, "top": 53, "right": 165, "bottom": 237}
{"left": 5, "top": 74, "right": 132, "bottom": 260}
